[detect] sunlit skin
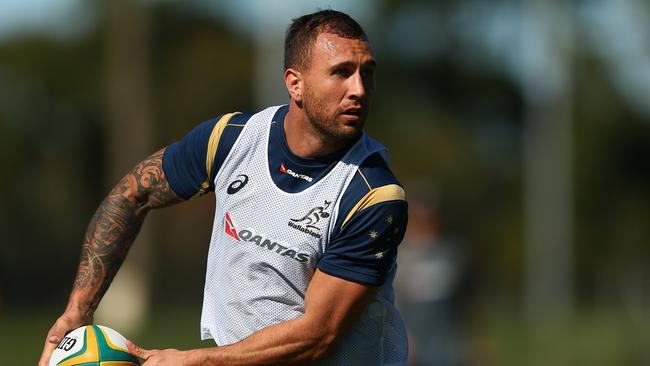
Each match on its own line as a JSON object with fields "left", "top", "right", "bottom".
{"left": 39, "top": 31, "right": 382, "bottom": 366}
{"left": 284, "top": 32, "right": 376, "bottom": 158}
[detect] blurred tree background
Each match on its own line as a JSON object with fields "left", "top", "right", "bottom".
{"left": 1, "top": 0, "right": 649, "bottom": 365}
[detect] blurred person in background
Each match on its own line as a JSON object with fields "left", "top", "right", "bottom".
{"left": 396, "top": 185, "right": 468, "bottom": 366}
{"left": 39, "top": 9, "right": 410, "bottom": 365}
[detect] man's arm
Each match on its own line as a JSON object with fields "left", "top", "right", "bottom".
{"left": 127, "top": 269, "right": 378, "bottom": 365}
{"left": 39, "top": 147, "right": 183, "bottom": 366}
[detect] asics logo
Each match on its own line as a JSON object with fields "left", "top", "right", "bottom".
{"left": 227, "top": 174, "right": 249, "bottom": 194}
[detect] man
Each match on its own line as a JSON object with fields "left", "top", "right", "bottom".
{"left": 40, "top": 10, "right": 408, "bottom": 365}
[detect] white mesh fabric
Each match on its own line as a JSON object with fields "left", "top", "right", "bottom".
{"left": 199, "top": 105, "right": 407, "bottom": 364}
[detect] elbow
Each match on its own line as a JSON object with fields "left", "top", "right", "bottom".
{"left": 118, "top": 188, "right": 148, "bottom": 216}
{"left": 113, "top": 177, "right": 151, "bottom": 214}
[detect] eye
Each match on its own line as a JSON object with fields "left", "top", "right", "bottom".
{"left": 332, "top": 67, "right": 353, "bottom": 78}
{"left": 361, "top": 68, "right": 375, "bottom": 80}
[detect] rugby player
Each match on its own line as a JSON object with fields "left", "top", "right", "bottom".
{"left": 40, "top": 10, "right": 408, "bottom": 365}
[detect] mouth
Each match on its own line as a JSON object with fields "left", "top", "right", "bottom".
{"left": 341, "top": 108, "right": 364, "bottom": 121}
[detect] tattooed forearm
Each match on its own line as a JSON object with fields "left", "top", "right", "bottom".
{"left": 72, "top": 148, "right": 182, "bottom": 313}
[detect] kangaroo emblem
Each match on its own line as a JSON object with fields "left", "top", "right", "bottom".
{"left": 290, "top": 201, "right": 331, "bottom": 230}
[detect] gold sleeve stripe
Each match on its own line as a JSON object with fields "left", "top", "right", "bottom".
{"left": 341, "top": 184, "right": 405, "bottom": 228}
{"left": 192, "top": 112, "right": 240, "bottom": 198}
{"left": 206, "top": 112, "right": 240, "bottom": 178}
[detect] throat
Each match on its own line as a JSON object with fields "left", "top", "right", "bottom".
{"left": 290, "top": 130, "right": 351, "bottom": 158}
{"left": 284, "top": 107, "right": 356, "bottom": 158}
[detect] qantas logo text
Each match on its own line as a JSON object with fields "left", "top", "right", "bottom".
{"left": 224, "top": 212, "right": 310, "bottom": 263}
{"left": 279, "top": 163, "right": 313, "bottom": 182}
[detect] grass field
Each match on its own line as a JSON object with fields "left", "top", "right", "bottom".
{"left": 1, "top": 305, "right": 209, "bottom": 364}
{"left": 2, "top": 304, "right": 649, "bottom": 365}
{"left": 481, "top": 306, "right": 650, "bottom": 366}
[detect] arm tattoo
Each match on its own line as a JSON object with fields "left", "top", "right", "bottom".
{"left": 72, "top": 148, "right": 182, "bottom": 312}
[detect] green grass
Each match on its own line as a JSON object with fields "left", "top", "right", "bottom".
{"left": 1, "top": 305, "right": 210, "bottom": 364}
{"left": 3, "top": 304, "right": 650, "bottom": 364}
{"left": 483, "top": 306, "right": 650, "bottom": 366}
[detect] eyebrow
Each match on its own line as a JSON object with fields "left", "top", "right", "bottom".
{"left": 330, "top": 59, "right": 377, "bottom": 70}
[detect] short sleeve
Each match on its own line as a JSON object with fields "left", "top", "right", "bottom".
{"left": 163, "top": 118, "right": 218, "bottom": 200}
{"left": 318, "top": 200, "right": 408, "bottom": 286}
{"left": 162, "top": 113, "right": 248, "bottom": 199}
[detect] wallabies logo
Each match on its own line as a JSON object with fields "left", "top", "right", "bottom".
{"left": 290, "top": 200, "right": 331, "bottom": 231}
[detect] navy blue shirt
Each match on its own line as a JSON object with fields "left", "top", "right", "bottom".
{"left": 163, "top": 105, "right": 407, "bottom": 286}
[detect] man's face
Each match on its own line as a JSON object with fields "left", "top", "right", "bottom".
{"left": 301, "top": 32, "right": 376, "bottom": 143}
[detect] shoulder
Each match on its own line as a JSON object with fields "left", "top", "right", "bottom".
{"left": 161, "top": 111, "right": 255, "bottom": 199}
{"left": 211, "top": 112, "right": 254, "bottom": 162}
{"left": 212, "top": 105, "right": 286, "bottom": 156}
{"left": 318, "top": 152, "right": 407, "bottom": 286}
{"left": 210, "top": 111, "right": 255, "bottom": 148}
{"left": 335, "top": 151, "right": 405, "bottom": 233}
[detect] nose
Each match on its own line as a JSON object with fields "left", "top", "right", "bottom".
{"left": 348, "top": 71, "right": 367, "bottom": 101}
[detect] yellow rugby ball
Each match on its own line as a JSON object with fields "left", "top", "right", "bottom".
{"left": 49, "top": 325, "right": 140, "bottom": 365}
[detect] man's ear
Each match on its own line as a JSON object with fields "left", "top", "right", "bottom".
{"left": 284, "top": 68, "right": 303, "bottom": 103}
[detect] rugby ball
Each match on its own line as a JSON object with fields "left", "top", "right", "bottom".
{"left": 49, "top": 324, "right": 140, "bottom": 366}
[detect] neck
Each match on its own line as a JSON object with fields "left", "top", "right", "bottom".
{"left": 284, "top": 103, "right": 352, "bottom": 158}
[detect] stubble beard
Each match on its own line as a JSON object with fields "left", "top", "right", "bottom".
{"left": 302, "top": 89, "right": 364, "bottom": 145}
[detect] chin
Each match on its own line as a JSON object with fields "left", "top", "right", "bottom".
{"left": 345, "top": 119, "right": 365, "bottom": 134}
{"left": 337, "top": 126, "right": 363, "bottom": 141}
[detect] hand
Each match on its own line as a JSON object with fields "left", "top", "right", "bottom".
{"left": 127, "top": 340, "right": 189, "bottom": 366}
{"left": 38, "top": 311, "right": 91, "bottom": 366}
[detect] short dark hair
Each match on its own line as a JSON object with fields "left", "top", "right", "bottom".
{"left": 284, "top": 9, "right": 367, "bottom": 71}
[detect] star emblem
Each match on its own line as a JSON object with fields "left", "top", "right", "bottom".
{"left": 386, "top": 215, "right": 394, "bottom": 224}
{"left": 375, "top": 251, "right": 384, "bottom": 259}
{"left": 369, "top": 230, "right": 378, "bottom": 239}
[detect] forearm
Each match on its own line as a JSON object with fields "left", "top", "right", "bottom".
{"left": 67, "top": 148, "right": 181, "bottom": 316}
{"left": 68, "top": 189, "right": 147, "bottom": 315}
{"left": 125, "top": 271, "right": 375, "bottom": 365}
{"left": 187, "top": 316, "right": 334, "bottom": 366}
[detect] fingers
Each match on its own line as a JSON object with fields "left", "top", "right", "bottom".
{"left": 38, "top": 322, "right": 67, "bottom": 366}
{"left": 126, "top": 340, "right": 152, "bottom": 360}
{"left": 48, "top": 334, "right": 62, "bottom": 344}
{"left": 38, "top": 341, "right": 57, "bottom": 366}
{"left": 38, "top": 312, "right": 90, "bottom": 366}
